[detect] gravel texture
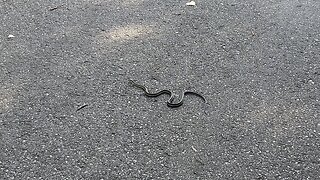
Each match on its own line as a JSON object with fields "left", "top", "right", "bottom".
{"left": 1, "top": 0, "right": 320, "bottom": 179}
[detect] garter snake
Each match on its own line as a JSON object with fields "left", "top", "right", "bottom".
{"left": 129, "top": 80, "right": 206, "bottom": 107}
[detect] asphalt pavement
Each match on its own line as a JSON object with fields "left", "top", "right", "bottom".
{"left": 1, "top": 0, "right": 320, "bottom": 179}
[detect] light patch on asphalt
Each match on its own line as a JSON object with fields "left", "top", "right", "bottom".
{"left": 107, "top": 24, "right": 153, "bottom": 41}
{"left": 121, "top": 0, "right": 145, "bottom": 7}
{"left": 95, "top": 24, "right": 158, "bottom": 48}
{"left": 0, "top": 87, "right": 15, "bottom": 113}
{"left": 249, "top": 102, "right": 309, "bottom": 138}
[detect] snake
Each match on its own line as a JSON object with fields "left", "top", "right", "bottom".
{"left": 129, "top": 80, "right": 206, "bottom": 107}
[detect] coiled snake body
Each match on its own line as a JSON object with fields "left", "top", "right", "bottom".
{"left": 130, "top": 80, "right": 206, "bottom": 107}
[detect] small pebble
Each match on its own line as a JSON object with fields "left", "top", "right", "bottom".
{"left": 186, "top": 1, "right": 196, "bottom": 6}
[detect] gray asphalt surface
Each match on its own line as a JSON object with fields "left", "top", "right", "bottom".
{"left": 1, "top": 0, "right": 320, "bottom": 179}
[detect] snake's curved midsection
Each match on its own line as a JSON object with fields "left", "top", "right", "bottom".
{"left": 130, "top": 79, "right": 206, "bottom": 108}
{"left": 145, "top": 89, "right": 172, "bottom": 97}
{"left": 166, "top": 91, "right": 206, "bottom": 108}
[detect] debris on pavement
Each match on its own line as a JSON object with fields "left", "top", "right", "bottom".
{"left": 76, "top": 104, "right": 88, "bottom": 111}
{"left": 186, "top": 1, "right": 196, "bottom": 6}
{"left": 49, "top": 5, "right": 63, "bottom": 11}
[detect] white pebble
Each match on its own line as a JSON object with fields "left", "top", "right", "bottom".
{"left": 186, "top": 1, "right": 196, "bottom": 6}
